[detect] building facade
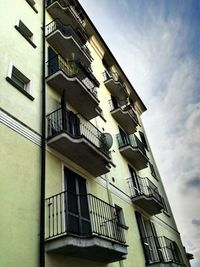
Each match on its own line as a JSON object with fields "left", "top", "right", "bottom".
{"left": 0, "top": 0, "right": 192, "bottom": 267}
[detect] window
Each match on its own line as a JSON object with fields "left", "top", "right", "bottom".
{"left": 115, "top": 205, "right": 128, "bottom": 230}
{"left": 139, "top": 131, "right": 148, "bottom": 150}
{"left": 161, "top": 197, "right": 170, "bottom": 215}
{"left": 64, "top": 167, "right": 91, "bottom": 235}
{"left": 149, "top": 162, "right": 157, "bottom": 179}
{"left": 26, "top": 0, "right": 38, "bottom": 13}
{"left": 6, "top": 65, "right": 34, "bottom": 100}
{"left": 15, "top": 20, "right": 36, "bottom": 48}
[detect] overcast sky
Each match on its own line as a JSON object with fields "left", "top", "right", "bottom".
{"left": 79, "top": 0, "right": 200, "bottom": 266}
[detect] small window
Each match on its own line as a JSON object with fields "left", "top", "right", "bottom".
{"left": 15, "top": 20, "right": 36, "bottom": 48}
{"left": 26, "top": 0, "right": 38, "bottom": 13}
{"left": 6, "top": 66, "right": 34, "bottom": 100}
{"left": 115, "top": 205, "right": 128, "bottom": 230}
{"left": 149, "top": 162, "right": 157, "bottom": 179}
{"left": 161, "top": 197, "right": 170, "bottom": 215}
{"left": 139, "top": 131, "right": 148, "bottom": 150}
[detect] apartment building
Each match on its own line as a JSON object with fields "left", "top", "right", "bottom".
{"left": 0, "top": 0, "right": 192, "bottom": 267}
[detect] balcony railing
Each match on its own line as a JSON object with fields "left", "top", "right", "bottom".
{"left": 117, "top": 133, "right": 147, "bottom": 157}
{"left": 142, "top": 236, "right": 184, "bottom": 265}
{"left": 46, "top": 54, "right": 98, "bottom": 99}
{"left": 127, "top": 176, "right": 162, "bottom": 205}
{"left": 46, "top": 0, "right": 86, "bottom": 28}
{"left": 46, "top": 190, "right": 126, "bottom": 244}
{"left": 47, "top": 108, "right": 110, "bottom": 156}
{"left": 103, "top": 70, "right": 124, "bottom": 85}
{"left": 46, "top": 19, "right": 92, "bottom": 61}
{"left": 109, "top": 99, "right": 138, "bottom": 124}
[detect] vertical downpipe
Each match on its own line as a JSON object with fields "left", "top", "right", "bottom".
{"left": 40, "top": 0, "right": 46, "bottom": 267}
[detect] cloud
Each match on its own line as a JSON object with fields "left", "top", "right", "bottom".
{"left": 192, "top": 219, "right": 200, "bottom": 227}
{"left": 187, "top": 177, "right": 200, "bottom": 188}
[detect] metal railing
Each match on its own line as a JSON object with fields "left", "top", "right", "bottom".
{"left": 46, "top": 0, "right": 86, "bottom": 28}
{"left": 46, "top": 54, "right": 98, "bottom": 99}
{"left": 127, "top": 176, "right": 162, "bottom": 205}
{"left": 142, "top": 236, "right": 184, "bottom": 265}
{"left": 103, "top": 70, "right": 124, "bottom": 85}
{"left": 46, "top": 108, "right": 110, "bottom": 155}
{"left": 46, "top": 19, "right": 92, "bottom": 61}
{"left": 116, "top": 133, "right": 147, "bottom": 157}
{"left": 109, "top": 99, "right": 138, "bottom": 124}
{"left": 46, "top": 190, "right": 126, "bottom": 244}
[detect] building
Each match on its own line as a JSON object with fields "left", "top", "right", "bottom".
{"left": 0, "top": 0, "right": 192, "bottom": 267}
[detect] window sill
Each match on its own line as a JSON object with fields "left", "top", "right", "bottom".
{"left": 117, "top": 223, "right": 129, "bottom": 230}
{"left": 26, "top": 0, "right": 38, "bottom": 13}
{"left": 6, "top": 77, "right": 34, "bottom": 101}
{"left": 15, "top": 26, "right": 37, "bottom": 48}
{"left": 162, "top": 210, "right": 171, "bottom": 217}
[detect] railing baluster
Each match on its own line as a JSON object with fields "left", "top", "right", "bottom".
{"left": 46, "top": 191, "right": 126, "bottom": 244}
{"left": 127, "top": 176, "right": 163, "bottom": 206}
{"left": 46, "top": 108, "right": 110, "bottom": 156}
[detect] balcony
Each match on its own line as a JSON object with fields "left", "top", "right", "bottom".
{"left": 127, "top": 177, "right": 163, "bottom": 215}
{"left": 109, "top": 99, "right": 138, "bottom": 134}
{"left": 46, "top": 54, "right": 100, "bottom": 120}
{"left": 142, "top": 236, "right": 185, "bottom": 266}
{"left": 47, "top": 108, "right": 113, "bottom": 176}
{"left": 117, "top": 133, "right": 149, "bottom": 170}
{"left": 103, "top": 71, "right": 128, "bottom": 105}
{"left": 45, "top": 191, "right": 128, "bottom": 262}
{"left": 46, "top": 20, "right": 92, "bottom": 67}
{"left": 46, "top": 0, "right": 86, "bottom": 31}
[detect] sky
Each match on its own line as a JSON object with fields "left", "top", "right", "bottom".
{"left": 79, "top": 0, "right": 200, "bottom": 266}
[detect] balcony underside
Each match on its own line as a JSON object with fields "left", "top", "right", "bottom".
{"left": 119, "top": 146, "right": 148, "bottom": 170}
{"left": 45, "top": 235, "right": 128, "bottom": 263}
{"left": 46, "top": 71, "right": 100, "bottom": 120}
{"left": 111, "top": 108, "right": 137, "bottom": 134}
{"left": 131, "top": 195, "right": 163, "bottom": 215}
{"left": 146, "top": 262, "right": 183, "bottom": 267}
{"left": 47, "top": 132, "right": 112, "bottom": 176}
{"left": 104, "top": 79, "right": 127, "bottom": 105}
{"left": 46, "top": 30, "right": 90, "bottom": 67}
{"left": 47, "top": 1, "right": 84, "bottom": 32}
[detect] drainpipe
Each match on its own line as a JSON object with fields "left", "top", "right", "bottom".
{"left": 40, "top": 0, "right": 46, "bottom": 267}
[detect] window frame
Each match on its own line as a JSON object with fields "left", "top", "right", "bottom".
{"left": 149, "top": 162, "right": 158, "bottom": 180}
{"left": 115, "top": 204, "right": 128, "bottom": 230}
{"left": 25, "top": 0, "right": 38, "bottom": 13}
{"left": 15, "top": 19, "right": 36, "bottom": 48}
{"left": 139, "top": 131, "right": 148, "bottom": 151}
{"left": 6, "top": 64, "right": 34, "bottom": 101}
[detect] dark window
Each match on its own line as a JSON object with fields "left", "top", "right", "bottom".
{"left": 115, "top": 205, "right": 127, "bottom": 229}
{"left": 135, "top": 212, "right": 163, "bottom": 264}
{"left": 149, "top": 162, "right": 157, "bottom": 179}
{"left": 111, "top": 95, "right": 118, "bottom": 109}
{"left": 128, "top": 165, "right": 141, "bottom": 196}
{"left": 161, "top": 197, "right": 169, "bottom": 214}
{"left": 26, "top": 0, "right": 38, "bottom": 13}
{"left": 118, "top": 127, "right": 129, "bottom": 145}
{"left": 139, "top": 131, "right": 148, "bottom": 150}
{"left": 15, "top": 20, "right": 36, "bottom": 48}
{"left": 64, "top": 168, "right": 91, "bottom": 236}
{"left": 6, "top": 66, "right": 34, "bottom": 100}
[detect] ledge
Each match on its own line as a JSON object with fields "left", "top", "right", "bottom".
{"left": 25, "top": 0, "right": 38, "bottom": 13}
{"left": 6, "top": 77, "right": 34, "bottom": 101}
{"left": 15, "top": 26, "right": 37, "bottom": 48}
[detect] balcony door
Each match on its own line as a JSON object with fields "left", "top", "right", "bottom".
{"left": 135, "top": 212, "right": 163, "bottom": 264}
{"left": 64, "top": 167, "right": 91, "bottom": 236}
{"left": 48, "top": 46, "right": 58, "bottom": 75}
{"left": 128, "top": 165, "right": 141, "bottom": 196}
{"left": 119, "top": 127, "right": 129, "bottom": 145}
